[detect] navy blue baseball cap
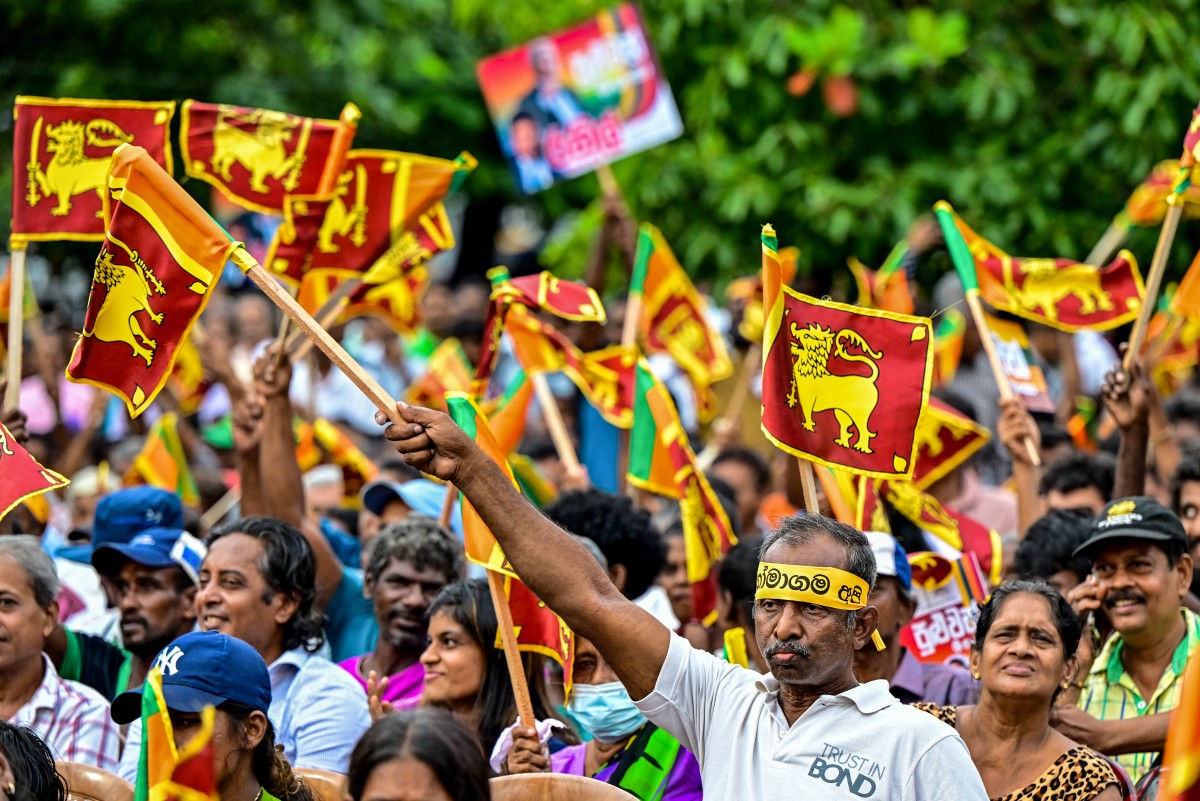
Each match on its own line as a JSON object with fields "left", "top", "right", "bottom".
{"left": 91, "top": 527, "right": 207, "bottom": 586}
{"left": 111, "top": 631, "right": 271, "bottom": 725}
{"left": 59, "top": 487, "right": 185, "bottom": 564}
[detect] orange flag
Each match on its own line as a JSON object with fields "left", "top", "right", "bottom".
{"left": 180, "top": 101, "right": 356, "bottom": 214}
{"left": 405, "top": 339, "right": 474, "bottom": 412}
{"left": 631, "top": 224, "right": 732, "bottom": 422}
{"left": 1159, "top": 645, "right": 1200, "bottom": 801}
{"left": 495, "top": 575, "right": 575, "bottom": 693}
{"left": 1171, "top": 250, "right": 1200, "bottom": 322}
{"left": 12, "top": 96, "right": 175, "bottom": 246}
{"left": 65, "top": 145, "right": 238, "bottom": 417}
{"left": 0, "top": 422, "right": 68, "bottom": 523}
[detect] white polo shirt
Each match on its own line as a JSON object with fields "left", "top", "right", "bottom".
{"left": 634, "top": 634, "right": 988, "bottom": 800}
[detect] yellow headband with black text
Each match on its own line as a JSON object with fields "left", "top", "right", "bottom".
{"left": 756, "top": 562, "right": 886, "bottom": 650}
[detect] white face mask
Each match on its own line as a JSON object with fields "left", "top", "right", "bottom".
{"left": 567, "top": 681, "right": 647, "bottom": 743}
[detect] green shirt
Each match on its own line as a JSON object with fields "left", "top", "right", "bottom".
{"left": 1078, "top": 607, "right": 1200, "bottom": 782}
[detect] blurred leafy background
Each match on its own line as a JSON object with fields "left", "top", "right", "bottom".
{"left": 3, "top": 0, "right": 1200, "bottom": 295}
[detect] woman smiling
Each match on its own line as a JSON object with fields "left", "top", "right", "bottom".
{"left": 914, "top": 580, "right": 1123, "bottom": 801}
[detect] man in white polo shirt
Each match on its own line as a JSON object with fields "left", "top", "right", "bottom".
{"left": 379, "top": 403, "right": 989, "bottom": 800}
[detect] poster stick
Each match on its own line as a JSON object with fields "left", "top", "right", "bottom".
{"left": 4, "top": 247, "right": 27, "bottom": 409}
{"left": 1124, "top": 200, "right": 1184, "bottom": 371}
{"left": 1084, "top": 218, "right": 1129, "bottom": 267}
{"left": 439, "top": 483, "right": 457, "bottom": 528}
{"left": 596, "top": 165, "right": 620, "bottom": 200}
{"left": 200, "top": 486, "right": 241, "bottom": 532}
{"left": 233, "top": 248, "right": 403, "bottom": 425}
{"left": 797, "top": 458, "right": 820, "bottom": 514}
{"left": 965, "top": 290, "right": 1041, "bottom": 466}
{"left": 486, "top": 570, "right": 537, "bottom": 729}
{"left": 530, "top": 372, "right": 582, "bottom": 478}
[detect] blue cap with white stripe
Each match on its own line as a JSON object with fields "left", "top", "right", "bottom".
{"left": 91, "top": 527, "right": 207, "bottom": 586}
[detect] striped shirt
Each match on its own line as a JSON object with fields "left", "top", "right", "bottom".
{"left": 1079, "top": 608, "right": 1200, "bottom": 782}
{"left": 8, "top": 654, "right": 120, "bottom": 771}
{"left": 269, "top": 646, "right": 371, "bottom": 773}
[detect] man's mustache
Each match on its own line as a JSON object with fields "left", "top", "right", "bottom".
{"left": 764, "top": 640, "right": 811, "bottom": 658}
{"left": 1104, "top": 590, "right": 1145, "bottom": 608}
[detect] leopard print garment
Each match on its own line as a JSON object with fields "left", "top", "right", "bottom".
{"left": 911, "top": 703, "right": 1119, "bottom": 801}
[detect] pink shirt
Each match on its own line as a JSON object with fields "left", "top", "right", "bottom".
{"left": 337, "top": 656, "right": 424, "bottom": 710}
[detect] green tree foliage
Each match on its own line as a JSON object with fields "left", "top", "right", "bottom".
{"left": 3, "top": 0, "right": 1199, "bottom": 292}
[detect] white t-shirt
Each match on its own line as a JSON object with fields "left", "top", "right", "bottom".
{"left": 634, "top": 634, "right": 988, "bottom": 800}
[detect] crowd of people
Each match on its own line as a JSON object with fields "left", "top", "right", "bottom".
{"left": 1, "top": 205, "right": 1198, "bottom": 801}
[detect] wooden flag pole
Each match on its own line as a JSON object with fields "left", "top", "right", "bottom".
{"left": 486, "top": 570, "right": 538, "bottom": 729}
{"left": 439, "top": 483, "right": 457, "bottom": 528}
{"left": 4, "top": 247, "right": 27, "bottom": 409}
{"left": 964, "top": 289, "right": 1042, "bottom": 466}
{"left": 1084, "top": 217, "right": 1129, "bottom": 267}
{"left": 1124, "top": 200, "right": 1185, "bottom": 371}
{"left": 796, "top": 458, "right": 820, "bottom": 513}
{"left": 697, "top": 344, "right": 761, "bottom": 470}
{"left": 289, "top": 295, "right": 348, "bottom": 362}
{"left": 530, "top": 372, "right": 583, "bottom": 478}
{"left": 597, "top": 165, "right": 620, "bottom": 200}
{"left": 232, "top": 248, "right": 403, "bottom": 425}
{"left": 200, "top": 486, "right": 241, "bottom": 532}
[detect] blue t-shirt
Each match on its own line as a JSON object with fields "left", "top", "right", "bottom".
{"left": 324, "top": 566, "right": 378, "bottom": 663}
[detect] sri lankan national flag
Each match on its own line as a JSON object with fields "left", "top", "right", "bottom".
{"left": 476, "top": 267, "right": 606, "bottom": 390}
{"left": 1171, "top": 249, "right": 1200, "bottom": 322}
{"left": 483, "top": 369, "right": 535, "bottom": 455}
{"left": 628, "top": 360, "right": 736, "bottom": 624}
{"left": 1123, "top": 160, "right": 1200, "bottom": 228}
{"left": 931, "top": 309, "right": 966, "bottom": 387}
{"left": 180, "top": 100, "right": 356, "bottom": 214}
{"left": 312, "top": 418, "right": 379, "bottom": 502}
{"left": 495, "top": 574, "right": 575, "bottom": 693}
{"left": 0, "top": 422, "right": 68, "bottom": 524}
{"left": 911, "top": 398, "right": 990, "bottom": 491}
{"left": 761, "top": 224, "right": 933, "bottom": 480}
{"left": 727, "top": 245, "right": 798, "bottom": 342}
{"left": 12, "top": 97, "right": 175, "bottom": 246}
{"left": 125, "top": 412, "right": 199, "bottom": 506}
{"left": 934, "top": 201, "right": 1145, "bottom": 332}
{"left": 501, "top": 306, "right": 635, "bottom": 428}
{"left": 1159, "top": 644, "right": 1200, "bottom": 801}
{"left": 269, "top": 149, "right": 474, "bottom": 286}
{"left": 135, "top": 668, "right": 218, "bottom": 801}
{"left": 881, "top": 479, "right": 1002, "bottom": 584}
{"left": 847, "top": 239, "right": 914, "bottom": 315}
{"left": 405, "top": 338, "right": 473, "bottom": 412}
{"left": 631, "top": 224, "right": 732, "bottom": 422}
{"left": 297, "top": 262, "right": 432, "bottom": 335}
{"left": 445, "top": 394, "right": 516, "bottom": 575}
{"left": 65, "top": 145, "right": 238, "bottom": 417}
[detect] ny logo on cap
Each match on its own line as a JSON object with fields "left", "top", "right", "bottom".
{"left": 157, "top": 645, "right": 185, "bottom": 675}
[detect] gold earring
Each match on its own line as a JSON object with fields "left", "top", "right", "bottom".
{"left": 972, "top": 672, "right": 980, "bottom": 680}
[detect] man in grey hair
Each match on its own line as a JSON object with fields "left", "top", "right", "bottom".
{"left": 0, "top": 537, "right": 119, "bottom": 770}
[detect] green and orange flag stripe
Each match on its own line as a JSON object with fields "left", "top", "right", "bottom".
{"left": 125, "top": 412, "right": 199, "bottom": 507}
{"left": 135, "top": 667, "right": 217, "bottom": 801}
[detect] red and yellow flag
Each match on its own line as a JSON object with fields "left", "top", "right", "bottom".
{"left": 483, "top": 369, "right": 535, "bottom": 455}
{"left": 269, "top": 149, "right": 474, "bottom": 285}
{"left": 855, "top": 476, "right": 890, "bottom": 534}
{"left": 761, "top": 224, "right": 933, "bottom": 480}
{"left": 298, "top": 263, "right": 432, "bottom": 335}
{"left": 1171, "top": 250, "right": 1200, "bottom": 322}
{"left": 125, "top": 412, "right": 200, "bottom": 507}
{"left": 180, "top": 100, "right": 356, "bottom": 214}
{"left": 12, "top": 96, "right": 175, "bottom": 246}
{"left": 936, "top": 202, "right": 1145, "bottom": 332}
{"left": 631, "top": 224, "right": 732, "bottom": 422}
{"left": 931, "top": 310, "right": 966, "bottom": 388}
{"left": 406, "top": 338, "right": 474, "bottom": 412}
{"left": 65, "top": 145, "right": 238, "bottom": 417}
{"left": 627, "top": 360, "right": 737, "bottom": 624}
{"left": 166, "top": 335, "right": 209, "bottom": 416}
{"left": 495, "top": 575, "right": 575, "bottom": 693}
{"left": 1159, "top": 642, "right": 1200, "bottom": 801}
{"left": 727, "top": 245, "right": 798, "bottom": 342}
{"left": 881, "top": 479, "right": 1002, "bottom": 584}
{"left": 847, "top": 241, "right": 914, "bottom": 315}
{"left": 911, "top": 398, "right": 990, "bottom": 491}
{"left": 312, "top": 418, "right": 379, "bottom": 502}
{"left": 1124, "top": 160, "right": 1200, "bottom": 228}
{"left": 134, "top": 668, "right": 218, "bottom": 801}
{"left": 0, "top": 422, "right": 68, "bottom": 524}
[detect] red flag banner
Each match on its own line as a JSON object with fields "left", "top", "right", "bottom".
{"left": 847, "top": 254, "right": 914, "bottom": 315}
{"left": 66, "top": 145, "right": 238, "bottom": 416}
{"left": 762, "top": 226, "right": 933, "bottom": 479}
{"left": 882, "top": 479, "right": 1002, "bottom": 583}
{"left": 180, "top": 101, "right": 351, "bottom": 214}
{"left": 1124, "top": 160, "right": 1200, "bottom": 227}
{"left": 0, "top": 422, "right": 69, "bottom": 522}
{"left": 268, "top": 150, "right": 474, "bottom": 285}
{"left": 12, "top": 96, "right": 175, "bottom": 246}
{"left": 936, "top": 202, "right": 1145, "bottom": 332}
{"left": 1171, "top": 249, "right": 1200, "bottom": 322}
{"left": 912, "top": 398, "right": 991, "bottom": 491}
{"left": 497, "top": 575, "right": 575, "bottom": 693}
{"left": 405, "top": 338, "right": 474, "bottom": 412}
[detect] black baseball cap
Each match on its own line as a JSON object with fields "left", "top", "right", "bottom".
{"left": 1073, "top": 496, "right": 1188, "bottom": 557}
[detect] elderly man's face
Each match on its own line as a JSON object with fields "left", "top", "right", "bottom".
{"left": 0, "top": 557, "right": 56, "bottom": 673}
{"left": 754, "top": 535, "right": 874, "bottom": 690}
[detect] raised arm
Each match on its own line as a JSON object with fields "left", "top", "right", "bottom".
{"left": 997, "top": 397, "right": 1042, "bottom": 537}
{"left": 1101, "top": 355, "right": 1151, "bottom": 499}
{"left": 379, "top": 402, "right": 671, "bottom": 700}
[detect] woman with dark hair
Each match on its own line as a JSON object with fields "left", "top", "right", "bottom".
{"left": 914, "top": 580, "right": 1122, "bottom": 800}
{"left": 421, "top": 579, "right": 569, "bottom": 753}
{"left": 111, "top": 631, "right": 313, "bottom": 801}
{"left": 0, "top": 722, "right": 67, "bottom": 801}
{"left": 348, "top": 708, "right": 491, "bottom": 801}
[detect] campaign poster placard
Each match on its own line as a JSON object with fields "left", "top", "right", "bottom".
{"left": 982, "top": 312, "right": 1055, "bottom": 413}
{"left": 475, "top": 4, "right": 684, "bottom": 194}
{"left": 899, "top": 551, "right": 989, "bottom": 667}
